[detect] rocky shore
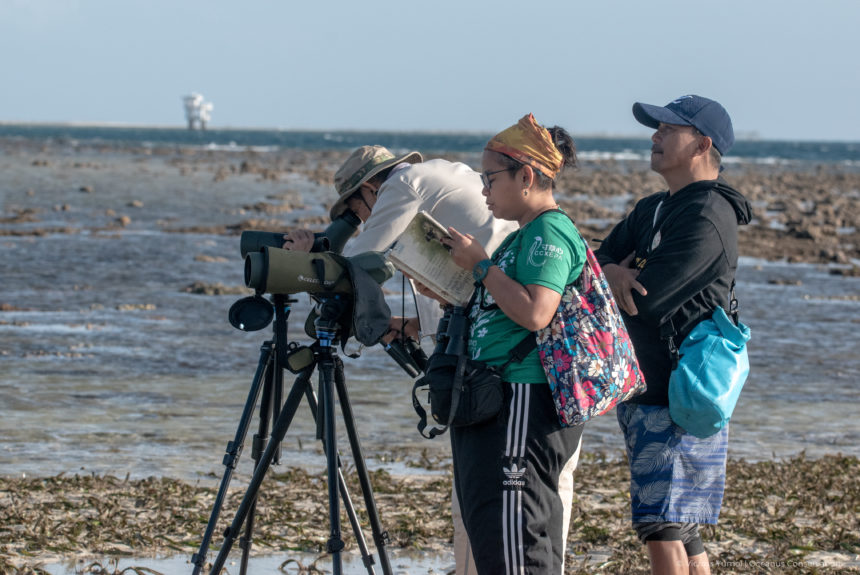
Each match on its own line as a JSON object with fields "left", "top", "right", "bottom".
{"left": 1, "top": 138, "right": 858, "bottom": 271}
{"left": 555, "top": 161, "right": 860, "bottom": 270}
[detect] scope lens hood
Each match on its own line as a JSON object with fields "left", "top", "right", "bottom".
{"left": 228, "top": 295, "right": 274, "bottom": 331}
{"left": 244, "top": 250, "right": 269, "bottom": 292}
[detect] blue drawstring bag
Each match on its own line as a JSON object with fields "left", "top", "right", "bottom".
{"left": 668, "top": 307, "right": 751, "bottom": 438}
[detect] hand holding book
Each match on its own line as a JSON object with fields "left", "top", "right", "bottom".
{"left": 440, "top": 226, "right": 490, "bottom": 274}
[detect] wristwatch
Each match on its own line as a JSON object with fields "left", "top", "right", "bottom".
{"left": 472, "top": 259, "right": 494, "bottom": 283}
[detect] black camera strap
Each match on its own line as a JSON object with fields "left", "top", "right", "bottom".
{"left": 413, "top": 289, "right": 478, "bottom": 439}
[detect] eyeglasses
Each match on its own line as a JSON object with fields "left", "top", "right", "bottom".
{"left": 480, "top": 168, "right": 511, "bottom": 189}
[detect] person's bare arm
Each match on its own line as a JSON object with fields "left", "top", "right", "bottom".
{"left": 443, "top": 226, "right": 560, "bottom": 331}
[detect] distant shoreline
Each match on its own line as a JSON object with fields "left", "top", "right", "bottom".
{"left": 2, "top": 121, "right": 858, "bottom": 144}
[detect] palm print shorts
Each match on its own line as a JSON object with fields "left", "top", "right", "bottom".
{"left": 617, "top": 402, "right": 728, "bottom": 524}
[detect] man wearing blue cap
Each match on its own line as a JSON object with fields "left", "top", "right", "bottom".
{"left": 595, "top": 95, "right": 752, "bottom": 575}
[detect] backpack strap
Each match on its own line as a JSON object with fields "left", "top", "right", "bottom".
{"left": 499, "top": 208, "right": 581, "bottom": 366}
{"left": 660, "top": 317, "right": 681, "bottom": 370}
{"left": 728, "top": 279, "right": 740, "bottom": 325}
{"left": 506, "top": 333, "right": 537, "bottom": 365}
{"left": 411, "top": 378, "right": 434, "bottom": 437}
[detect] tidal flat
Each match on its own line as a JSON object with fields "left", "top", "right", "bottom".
{"left": 1, "top": 454, "right": 858, "bottom": 574}
{"left": 1, "top": 138, "right": 859, "bottom": 574}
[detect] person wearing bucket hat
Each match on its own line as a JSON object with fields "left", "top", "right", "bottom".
{"left": 284, "top": 145, "right": 517, "bottom": 337}
{"left": 328, "top": 145, "right": 424, "bottom": 222}
{"left": 595, "top": 97, "right": 752, "bottom": 575}
{"left": 283, "top": 144, "right": 518, "bottom": 574}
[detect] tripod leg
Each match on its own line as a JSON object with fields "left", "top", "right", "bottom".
{"left": 191, "top": 341, "right": 274, "bottom": 575}
{"left": 272, "top": 359, "right": 283, "bottom": 464}
{"left": 334, "top": 357, "right": 394, "bottom": 575}
{"left": 238, "top": 351, "right": 278, "bottom": 574}
{"left": 303, "top": 386, "right": 378, "bottom": 574}
{"left": 317, "top": 350, "right": 344, "bottom": 574}
{"left": 208, "top": 367, "right": 313, "bottom": 575}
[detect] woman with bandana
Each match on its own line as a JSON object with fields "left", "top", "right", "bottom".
{"left": 443, "top": 114, "right": 585, "bottom": 574}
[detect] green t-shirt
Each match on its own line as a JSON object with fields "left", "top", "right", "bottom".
{"left": 467, "top": 210, "right": 586, "bottom": 383}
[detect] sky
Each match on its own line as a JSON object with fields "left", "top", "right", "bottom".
{"left": 1, "top": 0, "right": 858, "bottom": 142}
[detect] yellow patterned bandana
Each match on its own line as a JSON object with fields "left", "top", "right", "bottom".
{"left": 485, "top": 113, "right": 563, "bottom": 179}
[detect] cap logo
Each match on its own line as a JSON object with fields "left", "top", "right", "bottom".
{"left": 672, "top": 95, "right": 694, "bottom": 104}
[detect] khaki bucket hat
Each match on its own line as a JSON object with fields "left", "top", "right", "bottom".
{"left": 330, "top": 145, "right": 422, "bottom": 219}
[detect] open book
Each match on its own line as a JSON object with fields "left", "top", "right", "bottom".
{"left": 386, "top": 211, "right": 476, "bottom": 306}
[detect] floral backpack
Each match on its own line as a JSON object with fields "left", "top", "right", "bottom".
{"left": 534, "top": 235, "right": 646, "bottom": 426}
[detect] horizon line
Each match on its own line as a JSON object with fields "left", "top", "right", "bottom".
{"left": 0, "top": 120, "right": 856, "bottom": 144}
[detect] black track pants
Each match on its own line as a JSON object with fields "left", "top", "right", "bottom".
{"left": 451, "top": 382, "right": 584, "bottom": 575}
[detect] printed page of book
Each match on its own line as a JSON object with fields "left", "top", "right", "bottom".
{"left": 386, "top": 211, "right": 475, "bottom": 306}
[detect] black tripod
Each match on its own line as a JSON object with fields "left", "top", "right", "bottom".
{"left": 191, "top": 294, "right": 393, "bottom": 575}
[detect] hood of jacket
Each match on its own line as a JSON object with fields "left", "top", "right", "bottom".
{"left": 666, "top": 177, "right": 752, "bottom": 226}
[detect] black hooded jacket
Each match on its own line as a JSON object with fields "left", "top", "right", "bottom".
{"left": 595, "top": 178, "right": 752, "bottom": 405}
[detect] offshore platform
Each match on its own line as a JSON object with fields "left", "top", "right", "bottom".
{"left": 182, "top": 93, "right": 214, "bottom": 130}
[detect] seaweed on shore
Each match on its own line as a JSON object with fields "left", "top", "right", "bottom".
{"left": 1, "top": 454, "right": 858, "bottom": 574}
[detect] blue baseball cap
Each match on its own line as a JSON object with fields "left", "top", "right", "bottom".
{"left": 632, "top": 95, "right": 734, "bottom": 156}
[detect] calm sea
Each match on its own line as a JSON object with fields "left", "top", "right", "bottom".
{"left": 2, "top": 123, "right": 859, "bottom": 166}
{"left": 1, "top": 125, "right": 859, "bottom": 489}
